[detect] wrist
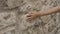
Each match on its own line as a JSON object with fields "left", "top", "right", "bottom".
{"left": 37, "top": 11, "right": 42, "bottom": 17}
{"left": 56, "top": 6, "right": 60, "bottom": 10}
{"left": 59, "top": 6, "right": 60, "bottom": 10}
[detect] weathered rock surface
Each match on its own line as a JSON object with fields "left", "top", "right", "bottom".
{"left": 0, "top": 0, "right": 60, "bottom": 34}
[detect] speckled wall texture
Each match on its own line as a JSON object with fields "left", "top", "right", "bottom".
{"left": 0, "top": 0, "right": 60, "bottom": 34}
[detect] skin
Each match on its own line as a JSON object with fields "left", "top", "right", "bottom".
{"left": 27, "top": 6, "right": 60, "bottom": 21}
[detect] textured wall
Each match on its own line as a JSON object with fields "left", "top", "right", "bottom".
{"left": 0, "top": 0, "right": 60, "bottom": 34}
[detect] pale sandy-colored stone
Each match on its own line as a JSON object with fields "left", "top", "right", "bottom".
{"left": 0, "top": 0, "right": 60, "bottom": 34}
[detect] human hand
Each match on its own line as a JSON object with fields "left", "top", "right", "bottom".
{"left": 27, "top": 11, "right": 40, "bottom": 21}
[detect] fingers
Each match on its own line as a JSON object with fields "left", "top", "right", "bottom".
{"left": 26, "top": 14, "right": 33, "bottom": 22}
{"left": 27, "top": 14, "right": 32, "bottom": 17}
{"left": 27, "top": 12, "right": 33, "bottom": 17}
{"left": 26, "top": 12, "right": 35, "bottom": 22}
{"left": 27, "top": 17, "right": 32, "bottom": 20}
{"left": 27, "top": 17, "right": 31, "bottom": 21}
{"left": 26, "top": 17, "right": 34, "bottom": 23}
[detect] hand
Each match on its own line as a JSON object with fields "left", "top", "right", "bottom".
{"left": 27, "top": 11, "right": 40, "bottom": 21}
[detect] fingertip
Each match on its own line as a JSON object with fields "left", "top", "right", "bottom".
{"left": 26, "top": 14, "right": 32, "bottom": 17}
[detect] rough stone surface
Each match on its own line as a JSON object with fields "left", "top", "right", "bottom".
{"left": 0, "top": 0, "right": 60, "bottom": 34}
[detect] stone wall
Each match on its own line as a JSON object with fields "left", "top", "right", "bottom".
{"left": 0, "top": 0, "right": 60, "bottom": 34}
